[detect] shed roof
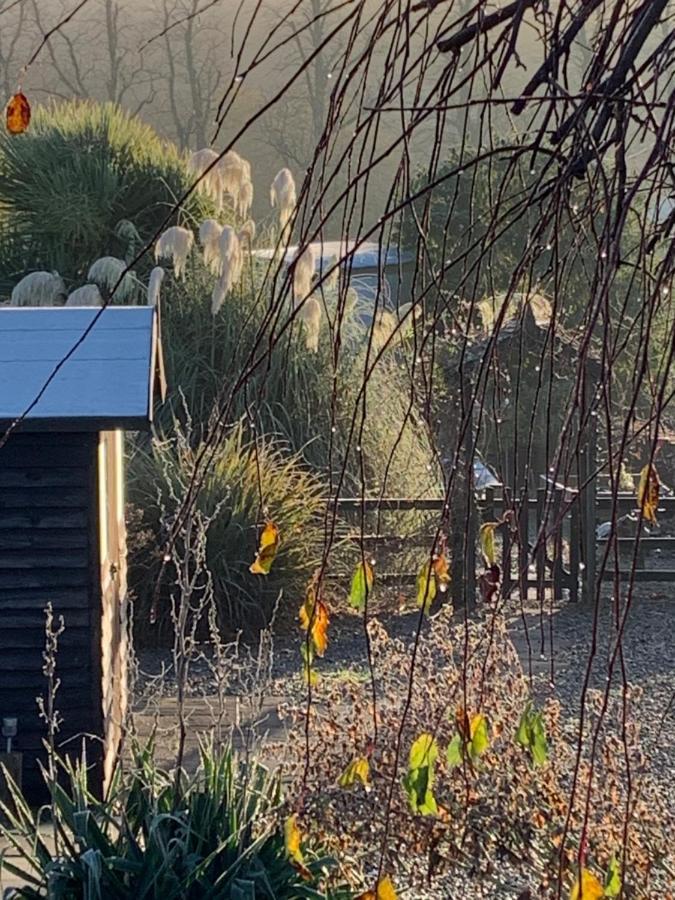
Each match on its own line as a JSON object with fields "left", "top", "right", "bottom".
{"left": 0, "top": 306, "right": 165, "bottom": 432}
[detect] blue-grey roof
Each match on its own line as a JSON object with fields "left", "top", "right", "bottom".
{"left": 0, "top": 306, "right": 164, "bottom": 431}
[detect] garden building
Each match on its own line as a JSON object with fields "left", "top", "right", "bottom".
{"left": 0, "top": 306, "right": 164, "bottom": 802}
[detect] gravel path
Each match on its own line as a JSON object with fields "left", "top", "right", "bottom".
{"left": 135, "top": 586, "right": 675, "bottom": 898}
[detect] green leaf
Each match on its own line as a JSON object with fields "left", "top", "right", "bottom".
{"left": 479, "top": 522, "right": 498, "bottom": 566}
{"left": 415, "top": 560, "right": 437, "bottom": 612}
{"left": 403, "top": 734, "right": 439, "bottom": 816}
{"left": 446, "top": 734, "right": 463, "bottom": 768}
{"left": 348, "top": 561, "right": 374, "bottom": 611}
{"left": 516, "top": 704, "right": 549, "bottom": 766}
{"left": 604, "top": 855, "right": 622, "bottom": 898}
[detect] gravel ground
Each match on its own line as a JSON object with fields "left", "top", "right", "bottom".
{"left": 135, "top": 584, "right": 675, "bottom": 898}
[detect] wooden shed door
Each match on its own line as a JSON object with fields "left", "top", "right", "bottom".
{"left": 98, "top": 430, "right": 128, "bottom": 790}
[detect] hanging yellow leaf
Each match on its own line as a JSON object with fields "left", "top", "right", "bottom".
{"left": 338, "top": 756, "right": 371, "bottom": 790}
{"left": 284, "top": 814, "right": 303, "bottom": 864}
{"left": 356, "top": 875, "right": 398, "bottom": 900}
{"left": 479, "top": 522, "right": 498, "bottom": 566}
{"left": 299, "top": 580, "right": 330, "bottom": 657}
{"left": 6, "top": 92, "right": 30, "bottom": 135}
{"left": 469, "top": 713, "right": 489, "bottom": 757}
{"left": 348, "top": 559, "right": 374, "bottom": 611}
{"left": 433, "top": 551, "right": 451, "bottom": 593}
{"left": 402, "top": 733, "right": 439, "bottom": 816}
{"left": 569, "top": 868, "right": 604, "bottom": 900}
{"left": 637, "top": 464, "right": 659, "bottom": 525}
{"left": 415, "top": 559, "right": 437, "bottom": 612}
{"left": 250, "top": 521, "right": 280, "bottom": 574}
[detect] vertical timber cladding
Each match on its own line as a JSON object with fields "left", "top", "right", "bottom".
{"left": 0, "top": 432, "right": 100, "bottom": 800}
{"left": 98, "top": 430, "right": 128, "bottom": 790}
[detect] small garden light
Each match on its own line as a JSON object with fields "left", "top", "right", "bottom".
{"left": 2, "top": 716, "right": 18, "bottom": 754}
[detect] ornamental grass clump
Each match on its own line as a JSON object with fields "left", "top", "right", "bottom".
{"left": 128, "top": 419, "right": 328, "bottom": 634}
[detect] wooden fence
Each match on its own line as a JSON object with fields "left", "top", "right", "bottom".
{"left": 331, "top": 489, "right": 675, "bottom": 603}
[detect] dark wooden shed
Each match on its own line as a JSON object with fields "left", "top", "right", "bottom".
{"left": 0, "top": 306, "right": 164, "bottom": 801}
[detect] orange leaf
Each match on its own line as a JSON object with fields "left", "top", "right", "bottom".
{"left": 637, "top": 463, "right": 659, "bottom": 525}
{"left": 6, "top": 92, "right": 30, "bottom": 135}
{"left": 433, "top": 551, "right": 451, "bottom": 593}
{"left": 250, "top": 521, "right": 279, "bottom": 575}
{"left": 299, "top": 578, "right": 329, "bottom": 656}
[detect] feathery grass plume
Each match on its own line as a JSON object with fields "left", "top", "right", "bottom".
{"left": 298, "top": 294, "right": 322, "bottom": 352}
{"left": 212, "top": 226, "right": 243, "bottom": 314}
{"left": 187, "top": 147, "right": 223, "bottom": 208}
{"left": 270, "top": 167, "right": 297, "bottom": 231}
{"left": 155, "top": 226, "right": 195, "bottom": 279}
{"left": 292, "top": 244, "right": 316, "bottom": 307}
{"left": 10, "top": 271, "right": 66, "bottom": 307}
{"left": 218, "top": 150, "right": 251, "bottom": 211}
{"left": 147, "top": 267, "right": 165, "bottom": 307}
{"left": 237, "top": 178, "right": 254, "bottom": 217}
{"left": 198, "top": 219, "right": 224, "bottom": 274}
{"left": 65, "top": 284, "right": 103, "bottom": 307}
{"left": 87, "top": 256, "right": 136, "bottom": 303}
{"left": 238, "top": 219, "right": 256, "bottom": 244}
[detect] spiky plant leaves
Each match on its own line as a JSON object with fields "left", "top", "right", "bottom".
{"left": 0, "top": 101, "right": 213, "bottom": 287}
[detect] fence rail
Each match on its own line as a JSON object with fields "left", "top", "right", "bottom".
{"left": 330, "top": 490, "right": 675, "bottom": 601}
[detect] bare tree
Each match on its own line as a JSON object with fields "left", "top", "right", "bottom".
{"left": 157, "top": 0, "right": 225, "bottom": 149}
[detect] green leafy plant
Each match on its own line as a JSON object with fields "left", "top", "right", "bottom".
{"left": 0, "top": 100, "right": 211, "bottom": 290}
{"left": 0, "top": 741, "right": 344, "bottom": 899}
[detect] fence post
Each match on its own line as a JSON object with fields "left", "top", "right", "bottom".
{"left": 501, "top": 486, "right": 513, "bottom": 599}
{"left": 552, "top": 487, "right": 564, "bottom": 600}
{"left": 536, "top": 488, "right": 546, "bottom": 608}
{"left": 569, "top": 494, "right": 580, "bottom": 603}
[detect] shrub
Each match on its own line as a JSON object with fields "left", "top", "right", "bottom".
{"left": 274, "top": 609, "right": 673, "bottom": 897}
{"left": 0, "top": 741, "right": 346, "bottom": 899}
{"left": 128, "top": 420, "right": 329, "bottom": 636}
{"left": 0, "top": 100, "right": 212, "bottom": 292}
